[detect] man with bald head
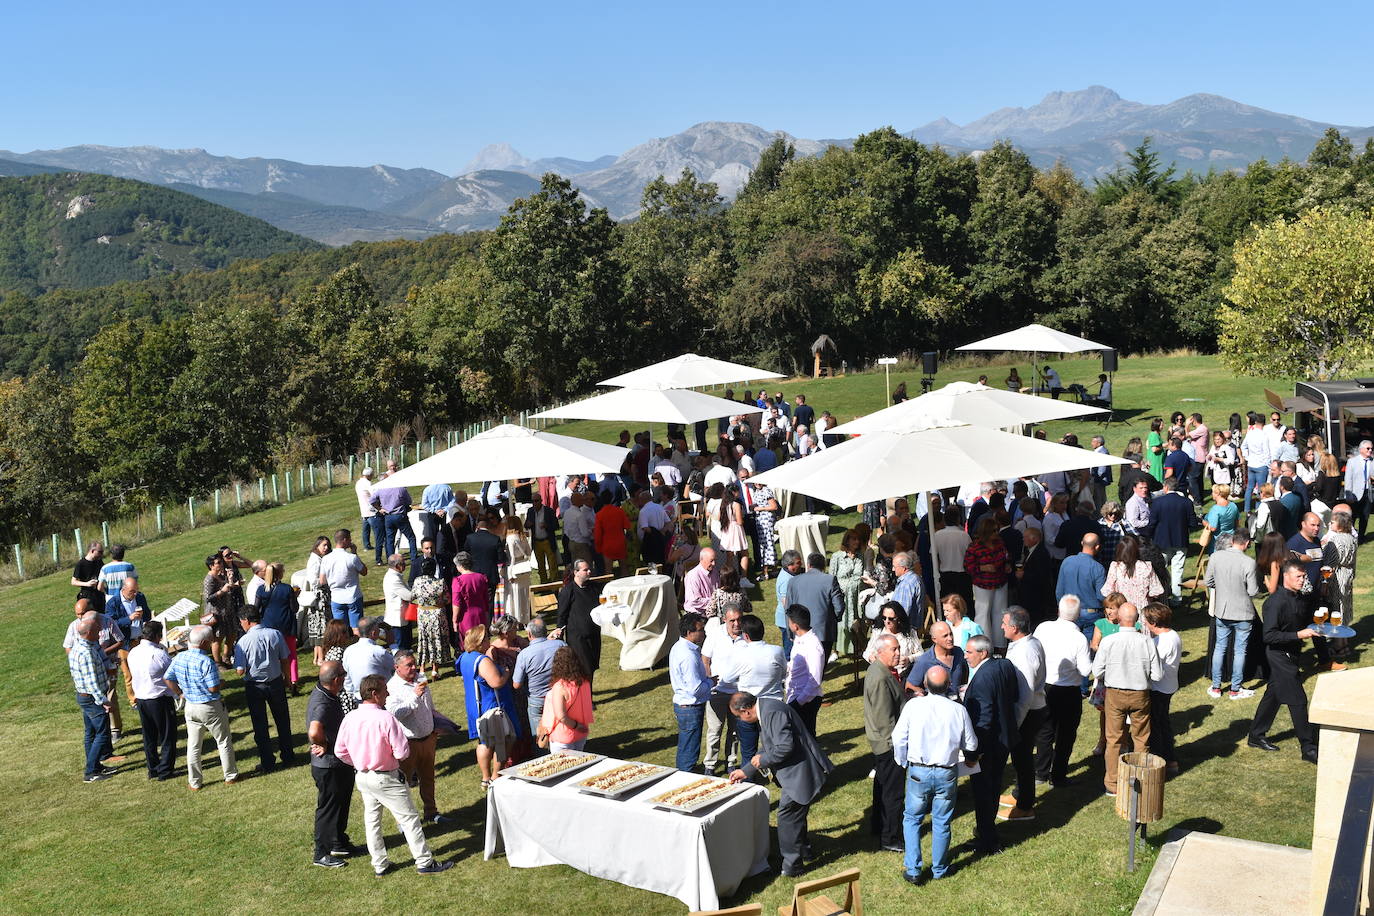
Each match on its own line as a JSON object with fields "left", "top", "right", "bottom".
{"left": 64, "top": 598, "right": 126, "bottom": 741}
{"left": 684, "top": 547, "right": 720, "bottom": 616}
{"left": 1056, "top": 532, "right": 1107, "bottom": 639}
{"left": 1092, "top": 603, "right": 1161, "bottom": 795}
{"left": 864, "top": 633, "right": 906, "bottom": 851}
{"left": 905, "top": 621, "right": 968, "bottom": 698}
{"left": 165, "top": 624, "right": 239, "bottom": 789}
{"left": 892, "top": 663, "right": 978, "bottom": 884}
{"left": 308, "top": 660, "right": 363, "bottom": 867}
{"left": 69, "top": 613, "right": 118, "bottom": 782}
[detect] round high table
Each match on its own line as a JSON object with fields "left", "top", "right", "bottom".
{"left": 592, "top": 573, "right": 677, "bottom": 670}
{"left": 774, "top": 512, "right": 830, "bottom": 560}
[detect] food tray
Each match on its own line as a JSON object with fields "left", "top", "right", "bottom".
{"left": 646, "top": 776, "right": 752, "bottom": 814}
{"left": 503, "top": 751, "right": 604, "bottom": 784}
{"left": 574, "top": 762, "right": 675, "bottom": 798}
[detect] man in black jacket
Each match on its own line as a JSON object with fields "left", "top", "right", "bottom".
{"left": 525, "top": 494, "right": 560, "bottom": 583}
{"left": 1247, "top": 559, "right": 1319, "bottom": 763}
{"left": 1015, "top": 528, "right": 1056, "bottom": 625}
{"left": 962, "top": 634, "right": 1020, "bottom": 855}
{"left": 1117, "top": 456, "right": 1162, "bottom": 505}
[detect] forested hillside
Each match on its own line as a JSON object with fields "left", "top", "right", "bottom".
{"left": 2, "top": 126, "right": 1372, "bottom": 540}
{"left": 0, "top": 172, "right": 321, "bottom": 296}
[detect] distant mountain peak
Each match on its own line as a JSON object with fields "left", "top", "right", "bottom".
{"left": 461, "top": 143, "right": 531, "bottom": 175}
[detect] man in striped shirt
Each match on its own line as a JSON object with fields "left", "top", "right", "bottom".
{"left": 69, "top": 614, "right": 119, "bottom": 782}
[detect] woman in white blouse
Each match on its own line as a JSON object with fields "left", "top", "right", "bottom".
{"left": 502, "top": 515, "right": 534, "bottom": 625}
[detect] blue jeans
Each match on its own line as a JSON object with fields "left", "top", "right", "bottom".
{"left": 77, "top": 693, "right": 114, "bottom": 778}
{"left": 363, "top": 515, "right": 385, "bottom": 563}
{"left": 673, "top": 703, "right": 706, "bottom": 771}
{"left": 1212, "top": 618, "right": 1252, "bottom": 691}
{"left": 330, "top": 598, "right": 364, "bottom": 629}
{"left": 1078, "top": 610, "right": 1103, "bottom": 644}
{"left": 1244, "top": 466, "right": 1267, "bottom": 512}
{"left": 384, "top": 513, "right": 419, "bottom": 564}
{"left": 903, "top": 763, "right": 958, "bottom": 878}
{"left": 737, "top": 716, "right": 761, "bottom": 766}
{"left": 778, "top": 624, "right": 794, "bottom": 660}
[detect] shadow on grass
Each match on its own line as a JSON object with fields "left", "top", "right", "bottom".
{"left": 594, "top": 668, "right": 669, "bottom": 704}
{"left": 590, "top": 726, "right": 677, "bottom": 761}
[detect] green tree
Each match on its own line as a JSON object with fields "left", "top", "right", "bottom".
{"left": 965, "top": 142, "right": 1055, "bottom": 331}
{"left": 1220, "top": 207, "right": 1374, "bottom": 379}
{"left": 737, "top": 137, "right": 794, "bottom": 202}
{"left": 1094, "top": 137, "right": 1186, "bottom": 206}
{"left": 0, "top": 369, "right": 86, "bottom": 538}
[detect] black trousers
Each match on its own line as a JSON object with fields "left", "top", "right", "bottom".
{"left": 244, "top": 678, "right": 296, "bottom": 767}
{"left": 790, "top": 697, "right": 821, "bottom": 737}
{"left": 1011, "top": 707, "right": 1048, "bottom": 806}
{"left": 1150, "top": 691, "right": 1176, "bottom": 763}
{"left": 312, "top": 765, "right": 356, "bottom": 857}
{"left": 970, "top": 741, "right": 1009, "bottom": 852}
{"left": 1250, "top": 648, "right": 1316, "bottom": 753}
{"left": 1035, "top": 685, "right": 1082, "bottom": 782}
{"left": 870, "top": 752, "right": 905, "bottom": 847}
{"left": 777, "top": 790, "right": 811, "bottom": 873}
{"left": 136, "top": 695, "right": 177, "bottom": 778}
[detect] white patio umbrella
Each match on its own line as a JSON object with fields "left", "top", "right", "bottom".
{"left": 830, "top": 381, "right": 1105, "bottom": 435}
{"left": 532, "top": 386, "right": 763, "bottom": 424}
{"left": 748, "top": 417, "right": 1130, "bottom": 603}
{"left": 374, "top": 424, "right": 627, "bottom": 491}
{"left": 599, "top": 353, "right": 783, "bottom": 390}
{"left": 957, "top": 323, "right": 1111, "bottom": 398}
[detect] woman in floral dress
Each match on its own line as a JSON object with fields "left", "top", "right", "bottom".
{"left": 830, "top": 528, "right": 867, "bottom": 656}
{"left": 411, "top": 574, "right": 451, "bottom": 679}
{"left": 749, "top": 480, "right": 780, "bottom": 577}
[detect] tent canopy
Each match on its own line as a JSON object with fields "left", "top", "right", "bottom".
{"left": 372, "top": 424, "right": 626, "bottom": 491}
{"left": 531, "top": 386, "right": 763, "bottom": 425}
{"left": 749, "top": 419, "right": 1130, "bottom": 509}
{"left": 830, "top": 381, "right": 1105, "bottom": 435}
{"left": 957, "top": 322, "right": 1110, "bottom": 355}
{"left": 599, "top": 353, "right": 782, "bottom": 390}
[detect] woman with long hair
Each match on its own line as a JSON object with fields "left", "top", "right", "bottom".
{"left": 1323, "top": 511, "right": 1359, "bottom": 658}
{"left": 1316, "top": 451, "right": 1344, "bottom": 506}
{"left": 705, "top": 564, "right": 752, "bottom": 619}
{"left": 1146, "top": 418, "right": 1166, "bottom": 481}
{"left": 458, "top": 624, "right": 526, "bottom": 789}
{"left": 542, "top": 646, "right": 594, "bottom": 753}
{"left": 503, "top": 515, "right": 534, "bottom": 624}
{"left": 713, "top": 483, "right": 751, "bottom": 581}
{"left": 862, "top": 600, "right": 920, "bottom": 678}
{"left": 202, "top": 554, "right": 235, "bottom": 668}
{"left": 831, "top": 528, "right": 867, "bottom": 656}
{"left": 305, "top": 535, "right": 332, "bottom": 666}
{"left": 255, "top": 561, "right": 301, "bottom": 693}
{"left": 1102, "top": 535, "right": 1164, "bottom": 611}
{"left": 320, "top": 619, "right": 359, "bottom": 713}
{"left": 964, "top": 517, "right": 1011, "bottom": 647}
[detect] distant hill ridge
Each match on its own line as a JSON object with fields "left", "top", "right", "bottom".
{"left": 6, "top": 87, "right": 1370, "bottom": 243}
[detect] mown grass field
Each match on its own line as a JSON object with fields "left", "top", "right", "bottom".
{"left": 1, "top": 352, "right": 1368, "bottom": 915}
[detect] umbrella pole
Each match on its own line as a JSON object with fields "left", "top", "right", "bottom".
{"left": 927, "top": 492, "right": 942, "bottom": 614}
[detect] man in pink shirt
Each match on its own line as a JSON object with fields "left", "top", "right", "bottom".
{"left": 334, "top": 674, "right": 452, "bottom": 877}
{"left": 684, "top": 548, "right": 720, "bottom": 616}
{"left": 1186, "top": 414, "right": 1210, "bottom": 504}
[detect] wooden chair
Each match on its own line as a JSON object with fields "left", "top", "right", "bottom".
{"left": 691, "top": 905, "right": 762, "bottom": 916}
{"left": 778, "top": 868, "right": 862, "bottom": 916}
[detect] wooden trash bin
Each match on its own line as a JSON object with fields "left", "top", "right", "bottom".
{"left": 1115, "top": 752, "right": 1165, "bottom": 823}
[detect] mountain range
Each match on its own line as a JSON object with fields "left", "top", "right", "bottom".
{"left": 5, "top": 87, "right": 1368, "bottom": 245}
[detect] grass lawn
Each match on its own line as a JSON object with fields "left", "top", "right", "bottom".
{"left": 1, "top": 353, "right": 1369, "bottom": 915}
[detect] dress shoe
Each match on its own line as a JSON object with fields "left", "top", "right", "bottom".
{"left": 1248, "top": 737, "right": 1280, "bottom": 752}
{"left": 903, "top": 871, "right": 928, "bottom": 887}
{"left": 1302, "top": 748, "right": 1319, "bottom": 764}
{"left": 374, "top": 863, "right": 394, "bottom": 877}
{"left": 780, "top": 866, "right": 806, "bottom": 878}
{"left": 881, "top": 844, "right": 904, "bottom": 853}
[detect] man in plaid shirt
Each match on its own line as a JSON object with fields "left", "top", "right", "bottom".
{"left": 69, "top": 614, "right": 118, "bottom": 782}
{"left": 165, "top": 624, "right": 239, "bottom": 788}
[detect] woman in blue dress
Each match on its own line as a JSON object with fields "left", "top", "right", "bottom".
{"left": 457, "top": 624, "right": 527, "bottom": 789}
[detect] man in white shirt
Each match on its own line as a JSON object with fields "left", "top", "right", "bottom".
{"left": 932, "top": 507, "right": 972, "bottom": 601}
{"left": 1240, "top": 415, "right": 1273, "bottom": 513}
{"left": 319, "top": 529, "right": 368, "bottom": 634}
{"left": 1032, "top": 596, "right": 1092, "bottom": 786}
{"left": 726, "top": 614, "right": 786, "bottom": 768}
{"left": 785, "top": 606, "right": 825, "bottom": 737}
{"left": 128, "top": 620, "right": 176, "bottom": 780}
{"left": 703, "top": 605, "right": 746, "bottom": 775}
{"left": 355, "top": 468, "right": 381, "bottom": 564}
{"left": 1093, "top": 603, "right": 1162, "bottom": 795}
{"left": 244, "top": 559, "right": 267, "bottom": 610}
{"left": 386, "top": 651, "right": 445, "bottom": 823}
{"left": 342, "top": 617, "right": 395, "bottom": 702}
{"left": 1000, "top": 608, "right": 1046, "bottom": 821}
{"left": 704, "top": 457, "right": 738, "bottom": 492}
{"left": 891, "top": 665, "right": 978, "bottom": 884}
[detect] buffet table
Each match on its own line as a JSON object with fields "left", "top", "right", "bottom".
{"left": 774, "top": 512, "right": 830, "bottom": 559}
{"left": 590, "top": 574, "right": 677, "bottom": 670}
{"left": 484, "top": 756, "right": 770, "bottom": 911}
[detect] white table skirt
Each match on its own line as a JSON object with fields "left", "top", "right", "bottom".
{"left": 769, "top": 485, "right": 807, "bottom": 519}
{"left": 596, "top": 574, "right": 677, "bottom": 670}
{"left": 774, "top": 513, "right": 830, "bottom": 560}
{"left": 484, "top": 757, "right": 771, "bottom": 911}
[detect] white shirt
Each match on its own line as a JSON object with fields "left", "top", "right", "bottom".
{"left": 355, "top": 477, "right": 376, "bottom": 517}
{"left": 891, "top": 693, "right": 978, "bottom": 768}
{"left": 1005, "top": 634, "right": 1047, "bottom": 719}
{"left": 1033, "top": 618, "right": 1092, "bottom": 687}
{"left": 703, "top": 622, "right": 746, "bottom": 694}
{"left": 386, "top": 673, "right": 436, "bottom": 739}
{"left": 1262, "top": 423, "right": 1286, "bottom": 451}
{"left": 245, "top": 574, "right": 266, "bottom": 606}
{"left": 652, "top": 458, "right": 682, "bottom": 488}
{"left": 786, "top": 629, "right": 825, "bottom": 705}
{"left": 1241, "top": 429, "right": 1271, "bottom": 469}
{"left": 319, "top": 548, "right": 366, "bottom": 603}
{"left": 127, "top": 640, "right": 173, "bottom": 699}
{"left": 1151, "top": 629, "right": 1182, "bottom": 695}
{"left": 932, "top": 527, "right": 971, "bottom": 572}
{"left": 564, "top": 505, "right": 595, "bottom": 544}
{"left": 705, "top": 463, "right": 738, "bottom": 491}
{"left": 382, "top": 568, "right": 413, "bottom": 627}
{"left": 736, "top": 453, "right": 755, "bottom": 474}
{"left": 730, "top": 640, "right": 787, "bottom": 701}
{"left": 341, "top": 640, "right": 395, "bottom": 699}
{"left": 638, "top": 499, "right": 669, "bottom": 534}
{"left": 1044, "top": 368, "right": 1062, "bottom": 389}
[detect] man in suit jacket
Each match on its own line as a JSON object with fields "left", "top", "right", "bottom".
{"left": 524, "top": 494, "right": 560, "bottom": 583}
{"left": 1117, "top": 458, "right": 1161, "bottom": 506}
{"left": 1204, "top": 530, "right": 1260, "bottom": 697}
{"left": 1016, "top": 528, "right": 1055, "bottom": 624}
{"left": 729, "top": 692, "right": 834, "bottom": 877}
{"left": 1148, "top": 479, "right": 1198, "bottom": 607}
{"left": 962, "top": 634, "right": 1020, "bottom": 855}
{"left": 784, "top": 553, "right": 845, "bottom": 665}
{"left": 863, "top": 634, "right": 906, "bottom": 851}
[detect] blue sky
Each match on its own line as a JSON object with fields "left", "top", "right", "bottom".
{"left": 4, "top": 0, "right": 1371, "bottom": 174}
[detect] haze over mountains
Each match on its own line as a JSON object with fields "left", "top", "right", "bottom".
{"left": 5, "top": 87, "right": 1368, "bottom": 245}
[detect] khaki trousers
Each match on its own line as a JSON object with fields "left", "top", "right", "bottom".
{"left": 185, "top": 699, "right": 238, "bottom": 787}
{"left": 1103, "top": 687, "right": 1151, "bottom": 790}
{"left": 401, "top": 732, "right": 438, "bottom": 817}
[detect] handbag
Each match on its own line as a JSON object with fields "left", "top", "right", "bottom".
{"left": 507, "top": 560, "right": 534, "bottom": 577}
{"left": 402, "top": 602, "right": 419, "bottom": 622}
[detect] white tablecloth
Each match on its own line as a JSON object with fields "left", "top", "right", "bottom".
{"left": 769, "top": 485, "right": 807, "bottom": 519}
{"left": 593, "top": 574, "right": 677, "bottom": 670}
{"left": 774, "top": 513, "right": 830, "bottom": 559}
{"left": 484, "top": 756, "right": 770, "bottom": 911}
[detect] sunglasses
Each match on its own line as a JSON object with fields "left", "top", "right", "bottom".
{"left": 881, "top": 615, "right": 899, "bottom": 622}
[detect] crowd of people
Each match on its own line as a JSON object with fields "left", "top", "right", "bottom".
{"left": 63, "top": 387, "right": 1372, "bottom": 887}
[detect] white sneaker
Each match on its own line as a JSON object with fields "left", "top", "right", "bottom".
{"left": 1229, "top": 688, "right": 1256, "bottom": 700}
{"left": 1206, "top": 687, "right": 1222, "bottom": 699}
